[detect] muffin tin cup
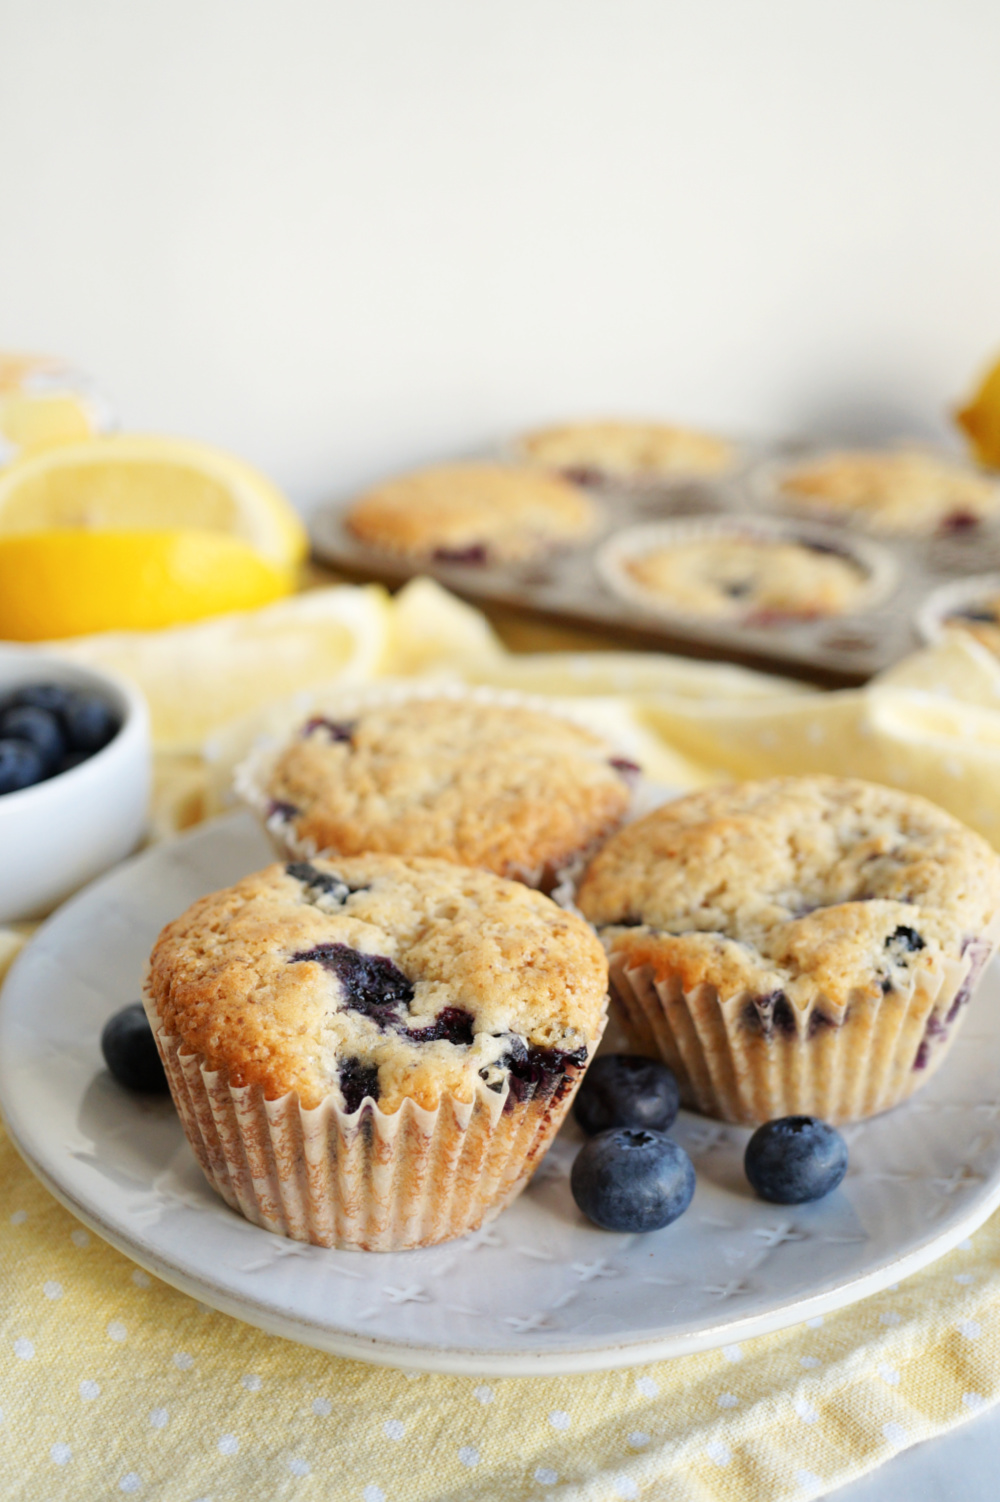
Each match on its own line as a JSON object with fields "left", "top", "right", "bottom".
{"left": 233, "top": 680, "right": 645, "bottom": 893}
{"left": 605, "top": 922, "right": 1000, "bottom": 1127}
{"left": 595, "top": 515, "right": 899, "bottom": 629}
{"left": 144, "top": 989, "right": 606, "bottom": 1251}
{"left": 915, "top": 573, "right": 1000, "bottom": 650}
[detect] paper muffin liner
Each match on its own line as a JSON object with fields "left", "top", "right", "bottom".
{"left": 144, "top": 988, "right": 605, "bottom": 1251}
{"left": 915, "top": 573, "right": 1000, "bottom": 653}
{"left": 604, "top": 923, "right": 1000, "bottom": 1126}
{"left": 232, "top": 679, "right": 644, "bottom": 893}
{"left": 596, "top": 515, "right": 898, "bottom": 629}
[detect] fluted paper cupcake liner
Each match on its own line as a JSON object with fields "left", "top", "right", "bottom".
{"left": 144, "top": 989, "right": 602, "bottom": 1251}
{"left": 233, "top": 680, "right": 643, "bottom": 892}
{"left": 606, "top": 926, "right": 1000, "bottom": 1126}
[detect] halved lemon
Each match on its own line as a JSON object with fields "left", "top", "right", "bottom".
{"left": 0, "top": 435, "right": 309, "bottom": 639}
{"left": 957, "top": 354, "right": 1000, "bottom": 470}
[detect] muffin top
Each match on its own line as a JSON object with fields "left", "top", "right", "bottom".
{"left": 249, "top": 696, "right": 635, "bottom": 885}
{"left": 518, "top": 420, "right": 735, "bottom": 481}
{"left": 620, "top": 534, "right": 871, "bottom": 621}
{"left": 147, "top": 855, "right": 608, "bottom": 1113}
{"left": 344, "top": 462, "right": 596, "bottom": 564}
{"left": 576, "top": 776, "right": 1000, "bottom": 1013}
{"left": 777, "top": 449, "right": 1000, "bottom": 534}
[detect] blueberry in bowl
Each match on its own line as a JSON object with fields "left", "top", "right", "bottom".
{"left": 570, "top": 1127, "right": 695, "bottom": 1232}
{"left": 0, "top": 647, "right": 150, "bottom": 922}
{"left": 101, "top": 1003, "right": 170, "bottom": 1094}
{"left": 573, "top": 1054, "right": 680, "bottom": 1136}
{"left": 744, "top": 1116, "right": 848, "bottom": 1204}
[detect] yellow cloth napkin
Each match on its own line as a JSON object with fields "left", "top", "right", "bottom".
{"left": 5, "top": 577, "right": 1000, "bottom": 1501}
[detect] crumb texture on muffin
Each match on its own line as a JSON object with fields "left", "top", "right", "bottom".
{"left": 344, "top": 462, "right": 596, "bottom": 563}
{"left": 518, "top": 420, "right": 735, "bottom": 479}
{"left": 622, "top": 535, "right": 870, "bottom": 621}
{"left": 147, "top": 855, "right": 608, "bottom": 1114}
{"left": 577, "top": 776, "right": 1000, "bottom": 1015}
{"left": 256, "top": 697, "right": 633, "bottom": 883}
{"left": 778, "top": 449, "right": 1000, "bottom": 534}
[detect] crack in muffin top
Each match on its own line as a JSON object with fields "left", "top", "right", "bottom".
{"left": 345, "top": 462, "right": 597, "bottom": 563}
{"left": 258, "top": 697, "right": 633, "bottom": 883}
{"left": 147, "top": 855, "right": 608, "bottom": 1112}
{"left": 576, "top": 776, "right": 1000, "bottom": 1012}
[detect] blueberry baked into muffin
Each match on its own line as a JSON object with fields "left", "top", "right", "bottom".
{"left": 775, "top": 448, "right": 1000, "bottom": 535}
{"left": 618, "top": 533, "right": 873, "bottom": 623}
{"left": 516, "top": 419, "right": 737, "bottom": 485}
{"left": 576, "top": 776, "right": 1000, "bottom": 1125}
{"left": 344, "top": 462, "right": 597, "bottom": 565}
{"left": 145, "top": 855, "right": 608, "bottom": 1249}
{"left": 237, "top": 694, "right": 637, "bottom": 890}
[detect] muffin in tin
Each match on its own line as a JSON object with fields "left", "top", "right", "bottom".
{"left": 516, "top": 419, "right": 737, "bottom": 486}
{"left": 344, "top": 462, "right": 597, "bottom": 565}
{"left": 145, "top": 855, "right": 608, "bottom": 1249}
{"left": 237, "top": 693, "right": 637, "bottom": 890}
{"left": 576, "top": 776, "right": 1000, "bottom": 1125}
{"left": 771, "top": 448, "right": 1000, "bottom": 536}
{"left": 598, "top": 520, "right": 891, "bottom": 626}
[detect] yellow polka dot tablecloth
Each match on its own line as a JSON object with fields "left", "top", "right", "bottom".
{"left": 7, "top": 577, "right": 1000, "bottom": 1501}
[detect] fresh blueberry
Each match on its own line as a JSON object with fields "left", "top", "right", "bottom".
{"left": 744, "top": 1116, "right": 848, "bottom": 1204}
{"left": 573, "top": 1054, "right": 679, "bottom": 1136}
{"left": 0, "top": 738, "right": 45, "bottom": 794}
{"left": 9, "top": 683, "right": 76, "bottom": 718}
{"left": 62, "top": 692, "right": 118, "bottom": 755}
{"left": 100, "top": 1003, "right": 170, "bottom": 1093}
{"left": 570, "top": 1127, "right": 695, "bottom": 1232}
{"left": 0, "top": 706, "right": 64, "bottom": 774}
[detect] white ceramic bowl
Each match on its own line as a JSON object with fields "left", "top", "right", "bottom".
{"left": 0, "top": 646, "right": 150, "bottom": 922}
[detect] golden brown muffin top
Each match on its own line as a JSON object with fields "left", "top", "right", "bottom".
{"left": 345, "top": 462, "right": 596, "bottom": 564}
{"left": 247, "top": 697, "right": 634, "bottom": 887}
{"left": 577, "top": 776, "right": 1000, "bottom": 1012}
{"left": 518, "top": 420, "right": 735, "bottom": 479}
{"left": 778, "top": 449, "right": 1000, "bottom": 534}
{"left": 147, "top": 855, "right": 608, "bottom": 1113}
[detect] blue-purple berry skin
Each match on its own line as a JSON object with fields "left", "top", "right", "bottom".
{"left": 0, "top": 706, "right": 64, "bottom": 773}
{"left": 570, "top": 1127, "right": 695, "bottom": 1232}
{"left": 573, "top": 1054, "right": 679, "bottom": 1136}
{"left": 62, "top": 693, "right": 118, "bottom": 754}
{"left": 0, "top": 738, "right": 45, "bottom": 794}
{"left": 744, "top": 1116, "right": 848, "bottom": 1204}
{"left": 100, "top": 1003, "right": 170, "bottom": 1094}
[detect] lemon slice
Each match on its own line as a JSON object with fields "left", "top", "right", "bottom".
{"left": 0, "top": 530, "right": 293, "bottom": 640}
{"left": 957, "top": 354, "right": 1000, "bottom": 470}
{"left": 0, "top": 434, "right": 307, "bottom": 573}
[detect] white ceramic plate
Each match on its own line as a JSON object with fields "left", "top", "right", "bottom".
{"left": 3, "top": 813, "right": 1000, "bottom": 1376}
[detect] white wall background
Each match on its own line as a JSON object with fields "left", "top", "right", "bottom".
{"left": 1, "top": 0, "right": 999, "bottom": 511}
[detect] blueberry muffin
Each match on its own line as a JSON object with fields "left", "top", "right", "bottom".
{"left": 775, "top": 449, "right": 1000, "bottom": 535}
{"left": 145, "top": 855, "right": 608, "bottom": 1249}
{"left": 576, "top": 776, "right": 1000, "bottom": 1125}
{"left": 617, "top": 533, "right": 873, "bottom": 623}
{"left": 344, "top": 462, "right": 597, "bottom": 565}
{"left": 516, "top": 420, "right": 736, "bottom": 485}
{"left": 237, "top": 694, "right": 637, "bottom": 889}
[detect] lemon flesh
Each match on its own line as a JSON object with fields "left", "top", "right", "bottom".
{"left": 0, "top": 435, "right": 307, "bottom": 573}
{"left": 0, "top": 531, "right": 291, "bottom": 640}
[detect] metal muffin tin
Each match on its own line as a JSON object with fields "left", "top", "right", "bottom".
{"left": 310, "top": 441, "right": 1000, "bottom": 686}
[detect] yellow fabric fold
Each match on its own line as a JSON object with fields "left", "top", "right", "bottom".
{"left": 6, "top": 578, "right": 1000, "bottom": 1500}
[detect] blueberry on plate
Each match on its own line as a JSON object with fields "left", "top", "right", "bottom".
{"left": 100, "top": 1003, "right": 170, "bottom": 1094}
{"left": 570, "top": 1127, "right": 695, "bottom": 1232}
{"left": 0, "top": 705, "right": 64, "bottom": 774}
{"left": 744, "top": 1116, "right": 848, "bottom": 1204}
{"left": 62, "top": 692, "right": 118, "bottom": 755}
{"left": 0, "top": 738, "right": 46, "bottom": 794}
{"left": 573, "top": 1053, "right": 680, "bottom": 1136}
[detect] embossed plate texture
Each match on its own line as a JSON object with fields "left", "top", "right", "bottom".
{"left": 3, "top": 812, "right": 1000, "bottom": 1375}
